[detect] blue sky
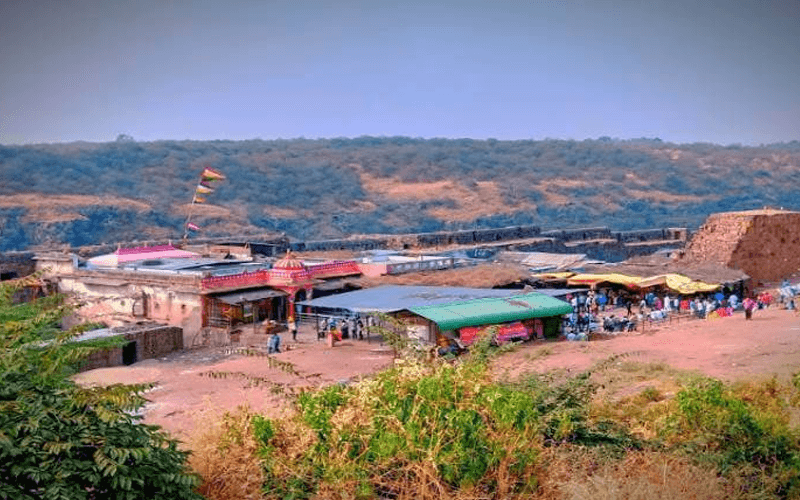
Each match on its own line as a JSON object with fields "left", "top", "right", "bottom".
{"left": 1, "top": 0, "right": 798, "bottom": 145}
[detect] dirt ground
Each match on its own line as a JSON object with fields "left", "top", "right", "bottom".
{"left": 74, "top": 306, "right": 800, "bottom": 443}
{"left": 73, "top": 327, "right": 396, "bottom": 441}
{"left": 494, "top": 306, "right": 800, "bottom": 385}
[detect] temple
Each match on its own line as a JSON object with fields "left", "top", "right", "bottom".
{"left": 35, "top": 245, "right": 362, "bottom": 348}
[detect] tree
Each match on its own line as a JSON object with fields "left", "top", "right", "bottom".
{"left": 0, "top": 276, "right": 203, "bottom": 500}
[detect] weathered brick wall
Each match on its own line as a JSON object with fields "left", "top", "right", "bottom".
{"left": 126, "top": 325, "right": 184, "bottom": 360}
{"left": 682, "top": 210, "right": 800, "bottom": 282}
{"left": 682, "top": 212, "right": 752, "bottom": 266}
{"left": 80, "top": 346, "right": 124, "bottom": 371}
{"left": 78, "top": 324, "right": 183, "bottom": 372}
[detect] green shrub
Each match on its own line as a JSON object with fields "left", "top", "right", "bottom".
{"left": 669, "top": 378, "right": 800, "bottom": 497}
{"left": 0, "top": 278, "right": 202, "bottom": 500}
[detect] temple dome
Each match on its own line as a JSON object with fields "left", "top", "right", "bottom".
{"left": 273, "top": 251, "right": 306, "bottom": 271}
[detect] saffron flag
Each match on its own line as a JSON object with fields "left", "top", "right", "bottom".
{"left": 186, "top": 222, "right": 201, "bottom": 231}
{"left": 201, "top": 167, "right": 225, "bottom": 181}
{"left": 196, "top": 184, "right": 214, "bottom": 194}
{"left": 194, "top": 195, "right": 206, "bottom": 203}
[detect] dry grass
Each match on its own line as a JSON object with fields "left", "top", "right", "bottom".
{"left": 0, "top": 193, "right": 151, "bottom": 223}
{"left": 0, "top": 193, "right": 151, "bottom": 210}
{"left": 625, "top": 188, "right": 706, "bottom": 203}
{"left": 188, "top": 407, "right": 266, "bottom": 500}
{"left": 536, "top": 448, "right": 727, "bottom": 500}
{"left": 358, "top": 172, "right": 533, "bottom": 221}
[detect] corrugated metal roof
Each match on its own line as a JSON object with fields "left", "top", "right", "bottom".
{"left": 521, "top": 252, "right": 588, "bottom": 271}
{"left": 408, "top": 292, "right": 573, "bottom": 331}
{"left": 296, "top": 285, "right": 520, "bottom": 313}
{"left": 211, "top": 288, "right": 286, "bottom": 304}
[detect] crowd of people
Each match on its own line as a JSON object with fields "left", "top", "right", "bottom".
{"left": 562, "top": 284, "right": 779, "bottom": 341}
{"left": 319, "top": 315, "right": 371, "bottom": 342}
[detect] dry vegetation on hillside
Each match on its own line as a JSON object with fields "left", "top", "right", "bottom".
{"left": 1, "top": 138, "right": 799, "bottom": 250}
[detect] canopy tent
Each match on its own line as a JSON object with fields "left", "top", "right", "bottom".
{"left": 534, "top": 271, "right": 722, "bottom": 295}
{"left": 566, "top": 273, "right": 642, "bottom": 288}
{"left": 660, "top": 274, "right": 720, "bottom": 294}
{"left": 530, "top": 271, "right": 576, "bottom": 281}
{"left": 408, "top": 292, "right": 573, "bottom": 332}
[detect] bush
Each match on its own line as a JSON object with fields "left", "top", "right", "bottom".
{"left": 0, "top": 278, "right": 203, "bottom": 500}
{"left": 666, "top": 378, "right": 800, "bottom": 497}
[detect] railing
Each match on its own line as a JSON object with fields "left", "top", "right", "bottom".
{"left": 201, "top": 269, "right": 270, "bottom": 290}
{"left": 307, "top": 260, "right": 361, "bottom": 278}
{"left": 201, "top": 260, "right": 362, "bottom": 290}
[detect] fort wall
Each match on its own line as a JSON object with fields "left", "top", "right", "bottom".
{"left": 682, "top": 210, "right": 800, "bottom": 282}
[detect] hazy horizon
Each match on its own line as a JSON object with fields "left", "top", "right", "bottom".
{"left": 2, "top": 0, "right": 799, "bottom": 146}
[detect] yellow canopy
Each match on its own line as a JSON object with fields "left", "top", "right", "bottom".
{"left": 531, "top": 271, "right": 575, "bottom": 281}
{"left": 566, "top": 273, "right": 642, "bottom": 288}
{"left": 562, "top": 272, "right": 720, "bottom": 294}
{"left": 637, "top": 273, "right": 720, "bottom": 294}
{"left": 663, "top": 274, "right": 720, "bottom": 294}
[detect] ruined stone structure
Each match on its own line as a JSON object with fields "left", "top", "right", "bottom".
{"left": 681, "top": 209, "right": 800, "bottom": 282}
{"left": 0, "top": 251, "right": 36, "bottom": 281}
{"left": 78, "top": 323, "right": 183, "bottom": 371}
{"left": 280, "top": 225, "right": 686, "bottom": 261}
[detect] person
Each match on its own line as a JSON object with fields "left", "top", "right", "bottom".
{"left": 330, "top": 323, "right": 341, "bottom": 341}
{"left": 743, "top": 297, "right": 756, "bottom": 320}
{"left": 356, "top": 317, "right": 364, "bottom": 340}
{"left": 577, "top": 293, "right": 587, "bottom": 313}
{"left": 596, "top": 292, "right": 607, "bottom": 312}
{"left": 340, "top": 319, "right": 350, "bottom": 339}
{"left": 267, "top": 332, "right": 281, "bottom": 354}
{"left": 289, "top": 320, "right": 297, "bottom": 342}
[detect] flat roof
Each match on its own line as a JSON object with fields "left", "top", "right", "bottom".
{"left": 116, "top": 258, "right": 270, "bottom": 276}
{"left": 296, "top": 285, "right": 520, "bottom": 313}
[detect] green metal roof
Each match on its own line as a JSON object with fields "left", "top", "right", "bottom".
{"left": 408, "top": 292, "right": 573, "bottom": 331}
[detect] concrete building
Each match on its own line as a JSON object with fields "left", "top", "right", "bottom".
{"left": 36, "top": 245, "right": 361, "bottom": 348}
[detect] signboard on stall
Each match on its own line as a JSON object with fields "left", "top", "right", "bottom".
{"left": 458, "top": 321, "right": 530, "bottom": 346}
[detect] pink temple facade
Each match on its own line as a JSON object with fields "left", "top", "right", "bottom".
{"left": 200, "top": 260, "right": 361, "bottom": 291}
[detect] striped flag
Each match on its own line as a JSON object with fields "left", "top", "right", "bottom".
{"left": 201, "top": 167, "right": 225, "bottom": 181}
{"left": 186, "top": 222, "right": 201, "bottom": 231}
{"left": 196, "top": 184, "right": 214, "bottom": 194}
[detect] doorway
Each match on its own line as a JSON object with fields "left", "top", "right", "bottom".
{"left": 122, "top": 341, "right": 137, "bottom": 365}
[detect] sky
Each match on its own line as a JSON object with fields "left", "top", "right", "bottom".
{"left": 1, "top": 0, "right": 799, "bottom": 146}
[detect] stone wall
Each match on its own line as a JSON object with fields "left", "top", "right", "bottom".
{"left": 0, "top": 251, "right": 35, "bottom": 280}
{"left": 79, "top": 324, "right": 183, "bottom": 371}
{"left": 681, "top": 209, "right": 800, "bottom": 282}
{"left": 275, "top": 224, "right": 685, "bottom": 259}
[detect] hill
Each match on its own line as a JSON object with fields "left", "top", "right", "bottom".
{"left": 1, "top": 137, "right": 799, "bottom": 251}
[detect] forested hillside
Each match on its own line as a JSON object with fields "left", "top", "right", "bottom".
{"left": 1, "top": 137, "right": 799, "bottom": 251}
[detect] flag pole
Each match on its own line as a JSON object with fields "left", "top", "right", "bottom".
{"left": 183, "top": 165, "right": 224, "bottom": 244}
{"left": 182, "top": 190, "right": 198, "bottom": 243}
